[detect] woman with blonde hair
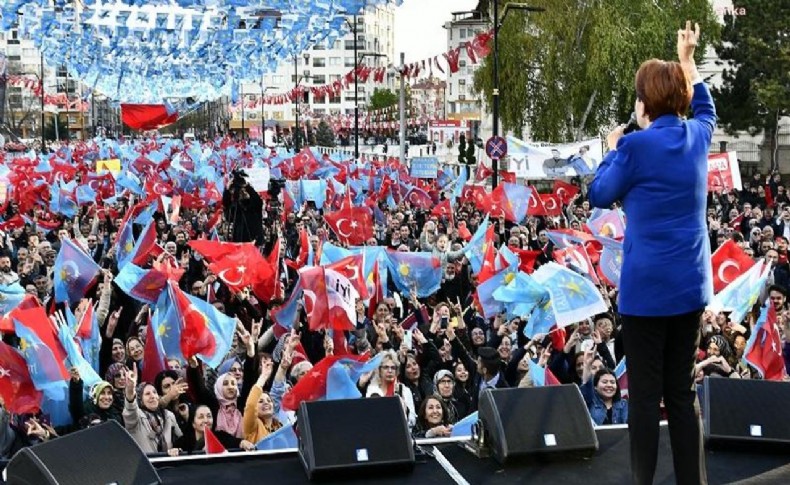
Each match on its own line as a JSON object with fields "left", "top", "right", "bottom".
{"left": 365, "top": 349, "right": 416, "bottom": 428}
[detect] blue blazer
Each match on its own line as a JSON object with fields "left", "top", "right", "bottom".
{"left": 589, "top": 82, "right": 717, "bottom": 316}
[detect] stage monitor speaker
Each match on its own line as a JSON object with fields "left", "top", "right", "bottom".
{"left": 297, "top": 397, "right": 415, "bottom": 480}
{"left": 478, "top": 385, "right": 599, "bottom": 464}
{"left": 4, "top": 420, "right": 161, "bottom": 485}
{"left": 702, "top": 376, "right": 790, "bottom": 450}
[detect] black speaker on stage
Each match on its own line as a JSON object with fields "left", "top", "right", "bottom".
{"left": 702, "top": 376, "right": 790, "bottom": 450}
{"left": 5, "top": 420, "right": 161, "bottom": 485}
{"left": 478, "top": 385, "right": 599, "bottom": 464}
{"left": 297, "top": 397, "right": 415, "bottom": 480}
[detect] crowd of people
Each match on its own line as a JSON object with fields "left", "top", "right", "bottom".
{"left": 0, "top": 134, "right": 786, "bottom": 462}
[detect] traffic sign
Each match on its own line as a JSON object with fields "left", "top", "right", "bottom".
{"left": 485, "top": 136, "right": 508, "bottom": 160}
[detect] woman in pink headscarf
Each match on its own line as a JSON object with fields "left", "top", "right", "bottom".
{"left": 187, "top": 362, "right": 256, "bottom": 451}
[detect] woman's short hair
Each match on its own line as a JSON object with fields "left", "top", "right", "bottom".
{"left": 635, "top": 59, "right": 693, "bottom": 121}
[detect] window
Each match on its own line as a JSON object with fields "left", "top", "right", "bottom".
{"left": 459, "top": 60, "right": 467, "bottom": 68}
{"left": 313, "top": 44, "right": 325, "bottom": 50}
{"left": 312, "top": 75, "right": 326, "bottom": 85}
{"left": 314, "top": 108, "right": 326, "bottom": 115}
{"left": 459, "top": 79, "right": 466, "bottom": 85}
{"left": 314, "top": 94, "right": 327, "bottom": 104}
{"left": 459, "top": 28, "right": 467, "bottom": 39}
{"left": 345, "top": 40, "right": 355, "bottom": 50}
{"left": 272, "top": 75, "right": 283, "bottom": 84}
{"left": 329, "top": 74, "right": 341, "bottom": 82}
{"left": 313, "top": 58, "right": 326, "bottom": 68}
{"left": 344, "top": 57, "right": 356, "bottom": 67}
{"left": 329, "top": 57, "right": 341, "bottom": 66}
{"left": 329, "top": 95, "right": 341, "bottom": 104}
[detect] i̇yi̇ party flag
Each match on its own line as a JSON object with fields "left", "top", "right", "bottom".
{"left": 53, "top": 239, "right": 102, "bottom": 306}
{"left": 168, "top": 281, "right": 236, "bottom": 369}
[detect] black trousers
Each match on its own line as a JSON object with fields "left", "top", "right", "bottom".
{"left": 621, "top": 311, "right": 707, "bottom": 485}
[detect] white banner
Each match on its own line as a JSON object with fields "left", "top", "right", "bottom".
{"left": 506, "top": 136, "right": 603, "bottom": 179}
{"left": 246, "top": 166, "right": 270, "bottom": 193}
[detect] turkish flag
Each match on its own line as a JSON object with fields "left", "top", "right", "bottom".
{"left": 431, "top": 199, "right": 454, "bottom": 222}
{"left": 0, "top": 340, "right": 43, "bottom": 415}
{"left": 513, "top": 248, "right": 541, "bottom": 274}
{"left": 205, "top": 427, "right": 228, "bottom": 454}
{"left": 326, "top": 254, "right": 368, "bottom": 300}
{"left": 552, "top": 180, "right": 580, "bottom": 205}
{"left": 461, "top": 185, "right": 487, "bottom": 207}
{"left": 540, "top": 194, "right": 562, "bottom": 216}
{"left": 324, "top": 207, "right": 374, "bottom": 246}
{"left": 209, "top": 245, "right": 269, "bottom": 292}
{"left": 744, "top": 304, "right": 786, "bottom": 381}
{"left": 499, "top": 171, "right": 516, "bottom": 183}
{"left": 527, "top": 186, "right": 548, "bottom": 216}
{"left": 282, "top": 354, "right": 370, "bottom": 411}
{"left": 121, "top": 104, "right": 179, "bottom": 131}
{"left": 711, "top": 239, "right": 754, "bottom": 293}
{"left": 553, "top": 244, "right": 599, "bottom": 284}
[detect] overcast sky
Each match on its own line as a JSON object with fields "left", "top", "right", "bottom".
{"left": 394, "top": 0, "right": 479, "bottom": 62}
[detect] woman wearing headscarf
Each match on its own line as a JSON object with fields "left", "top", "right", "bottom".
{"left": 68, "top": 368, "right": 123, "bottom": 428}
{"left": 104, "top": 362, "right": 128, "bottom": 417}
{"left": 696, "top": 335, "right": 740, "bottom": 378}
{"left": 122, "top": 364, "right": 182, "bottom": 455}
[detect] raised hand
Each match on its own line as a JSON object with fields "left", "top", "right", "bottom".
{"left": 677, "top": 20, "right": 700, "bottom": 64}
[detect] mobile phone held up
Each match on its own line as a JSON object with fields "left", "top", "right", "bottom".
{"left": 440, "top": 316, "right": 449, "bottom": 329}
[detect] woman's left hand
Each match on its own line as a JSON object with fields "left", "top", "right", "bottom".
{"left": 240, "top": 440, "right": 256, "bottom": 451}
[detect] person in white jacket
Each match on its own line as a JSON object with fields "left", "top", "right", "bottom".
{"left": 365, "top": 350, "right": 416, "bottom": 429}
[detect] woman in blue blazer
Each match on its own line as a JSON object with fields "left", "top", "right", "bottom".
{"left": 588, "top": 22, "right": 715, "bottom": 485}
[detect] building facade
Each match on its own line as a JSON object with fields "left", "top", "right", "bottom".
{"left": 442, "top": 9, "right": 488, "bottom": 125}
{"left": 231, "top": 5, "right": 396, "bottom": 135}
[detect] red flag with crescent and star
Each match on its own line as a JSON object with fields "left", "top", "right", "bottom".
{"left": 552, "top": 179, "right": 580, "bottom": 205}
{"left": 324, "top": 206, "right": 374, "bottom": 246}
{"left": 711, "top": 239, "right": 755, "bottom": 293}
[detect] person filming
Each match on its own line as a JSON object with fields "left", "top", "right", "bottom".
{"left": 223, "top": 170, "right": 264, "bottom": 245}
{"left": 588, "top": 22, "right": 715, "bottom": 485}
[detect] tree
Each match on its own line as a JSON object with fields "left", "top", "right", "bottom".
{"left": 711, "top": 1, "right": 790, "bottom": 170}
{"left": 305, "top": 121, "right": 316, "bottom": 146}
{"left": 315, "top": 119, "right": 336, "bottom": 147}
{"left": 466, "top": 139, "right": 476, "bottom": 167}
{"left": 44, "top": 114, "right": 69, "bottom": 141}
{"left": 458, "top": 134, "right": 467, "bottom": 165}
{"left": 473, "top": 0, "right": 719, "bottom": 142}
{"left": 368, "top": 88, "right": 399, "bottom": 111}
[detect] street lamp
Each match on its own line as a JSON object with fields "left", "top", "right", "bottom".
{"left": 294, "top": 52, "right": 311, "bottom": 152}
{"left": 345, "top": 14, "right": 387, "bottom": 161}
{"left": 491, "top": 2, "right": 544, "bottom": 189}
{"left": 260, "top": 84, "right": 275, "bottom": 142}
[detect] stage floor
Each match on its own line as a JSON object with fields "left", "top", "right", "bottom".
{"left": 155, "top": 426, "right": 790, "bottom": 484}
